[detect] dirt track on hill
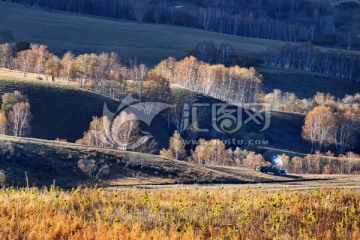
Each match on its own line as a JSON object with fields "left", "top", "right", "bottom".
{"left": 104, "top": 174, "right": 360, "bottom": 191}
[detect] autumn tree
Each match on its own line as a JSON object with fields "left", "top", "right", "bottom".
{"left": 15, "top": 49, "right": 33, "bottom": 77}
{"left": 241, "top": 152, "right": 266, "bottom": 169}
{"left": 76, "top": 117, "right": 109, "bottom": 147}
{"left": 168, "top": 131, "right": 186, "bottom": 160}
{"left": 7, "top": 102, "right": 32, "bottom": 137}
{"left": 263, "top": 89, "right": 311, "bottom": 113}
{"left": 190, "top": 139, "right": 227, "bottom": 165}
{"left": 160, "top": 148, "right": 174, "bottom": 159}
{"left": 94, "top": 52, "right": 112, "bottom": 93}
{"left": 143, "top": 71, "right": 171, "bottom": 102}
{"left": 77, "top": 112, "right": 142, "bottom": 152}
{"left": 45, "top": 53, "right": 60, "bottom": 81}
{"left": 128, "top": 63, "right": 148, "bottom": 101}
{"left": 333, "top": 107, "right": 360, "bottom": 154}
{"left": 1, "top": 91, "right": 29, "bottom": 113}
{"left": 226, "top": 147, "right": 249, "bottom": 166}
{"left": 74, "top": 53, "right": 97, "bottom": 88}
{"left": 31, "top": 44, "right": 49, "bottom": 77}
{"left": 60, "top": 51, "right": 75, "bottom": 84}
{"left": 312, "top": 92, "right": 336, "bottom": 108}
{"left": 104, "top": 60, "right": 128, "bottom": 98}
{"left": 13, "top": 44, "right": 51, "bottom": 77}
{"left": 1, "top": 91, "right": 32, "bottom": 137}
{"left": 0, "top": 43, "right": 13, "bottom": 69}
{"left": 302, "top": 106, "right": 336, "bottom": 153}
{"left": 151, "top": 57, "right": 177, "bottom": 82}
{"left": 110, "top": 112, "right": 140, "bottom": 151}
{"left": 153, "top": 56, "right": 262, "bottom": 106}
{"left": 0, "top": 111, "right": 6, "bottom": 135}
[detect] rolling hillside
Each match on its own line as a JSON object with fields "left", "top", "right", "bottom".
{"left": 1, "top": 134, "right": 360, "bottom": 190}
{"left": 0, "top": 68, "right": 311, "bottom": 152}
{"left": 0, "top": 1, "right": 280, "bottom": 67}
{"left": 259, "top": 67, "right": 360, "bottom": 99}
{"left": 1, "top": 2, "right": 359, "bottom": 100}
{"left": 0, "top": 69, "right": 118, "bottom": 142}
{"left": 0, "top": 134, "right": 301, "bottom": 188}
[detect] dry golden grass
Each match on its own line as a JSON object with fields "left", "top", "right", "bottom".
{"left": 0, "top": 68, "right": 42, "bottom": 82}
{"left": 0, "top": 68, "right": 81, "bottom": 89}
{"left": 0, "top": 187, "right": 359, "bottom": 239}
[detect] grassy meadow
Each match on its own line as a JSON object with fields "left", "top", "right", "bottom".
{"left": 0, "top": 69, "right": 117, "bottom": 142}
{"left": 0, "top": 187, "right": 359, "bottom": 239}
{"left": 0, "top": 134, "right": 311, "bottom": 188}
{"left": 1, "top": 2, "right": 359, "bottom": 100}
{"left": 0, "top": 2, "right": 281, "bottom": 67}
{"left": 259, "top": 66, "right": 360, "bottom": 99}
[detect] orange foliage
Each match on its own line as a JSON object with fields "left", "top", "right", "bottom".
{"left": 0, "top": 188, "right": 359, "bottom": 239}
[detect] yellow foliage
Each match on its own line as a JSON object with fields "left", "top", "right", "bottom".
{"left": 0, "top": 187, "right": 358, "bottom": 239}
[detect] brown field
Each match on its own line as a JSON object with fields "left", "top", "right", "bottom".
{"left": 1, "top": 133, "right": 360, "bottom": 239}
{"left": 0, "top": 186, "right": 360, "bottom": 239}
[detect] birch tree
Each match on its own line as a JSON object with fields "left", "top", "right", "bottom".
{"left": 15, "top": 50, "right": 32, "bottom": 77}
{"left": 334, "top": 108, "right": 359, "bottom": 154}
{"left": 169, "top": 131, "right": 186, "bottom": 160}
{"left": 302, "top": 106, "right": 336, "bottom": 153}
{"left": 8, "top": 102, "right": 31, "bottom": 137}
{"left": 60, "top": 51, "right": 75, "bottom": 84}
{"left": 0, "top": 43, "right": 13, "bottom": 69}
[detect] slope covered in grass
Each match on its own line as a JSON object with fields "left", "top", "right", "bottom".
{"left": 259, "top": 66, "right": 360, "bottom": 99}
{"left": 0, "top": 69, "right": 118, "bottom": 142}
{"left": 0, "top": 68, "right": 311, "bottom": 152}
{"left": 1, "top": 2, "right": 358, "bottom": 100}
{"left": 0, "top": 2, "right": 280, "bottom": 66}
{"left": 0, "top": 135, "right": 302, "bottom": 188}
